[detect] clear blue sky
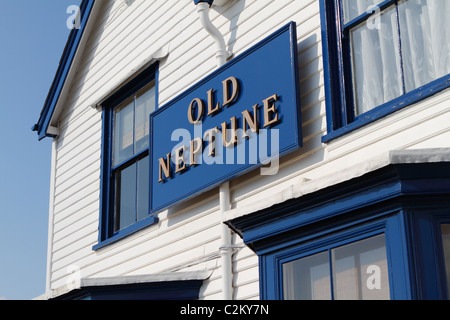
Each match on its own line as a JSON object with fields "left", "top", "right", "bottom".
{"left": 0, "top": 0, "right": 81, "bottom": 300}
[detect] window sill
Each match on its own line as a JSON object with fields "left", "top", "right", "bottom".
{"left": 322, "top": 74, "right": 450, "bottom": 143}
{"left": 93, "top": 216, "right": 159, "bottom": 251}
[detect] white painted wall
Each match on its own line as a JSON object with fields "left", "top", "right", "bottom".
{"left": 45, "top": 0, "right": 450, "bottom": 300}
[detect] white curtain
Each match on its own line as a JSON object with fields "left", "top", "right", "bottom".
{"left": 399, "top": 0, "right": 450, "bottom": 92}
{"left": 344, "top": 0, "right": 450, "bottom": 115}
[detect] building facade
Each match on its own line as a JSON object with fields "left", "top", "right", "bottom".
{"left": 33, "top": 0, "right": 450, "bottom": 300}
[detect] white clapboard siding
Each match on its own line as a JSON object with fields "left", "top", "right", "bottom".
{"left": 48, "top": 0, "right": 326, "bottom": 298}
{"left": 47, "top": 0, "right": 450, "bottom": 299}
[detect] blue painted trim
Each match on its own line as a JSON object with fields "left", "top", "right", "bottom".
{"left": 261, "top": 208, "right": 398, "bottom": 258}
{"left": 271, "top": 216, "right": 412, "bottom": 300}
{"left": 319, "top": 0, "right": 338, "bottom": 133}
{"left": 343, "top": 0, "right": 395, "bottom": 30}
{"left": 33, "top": 0, "right": 95, "bottom": 140}
{"left": 275, "top": 223, "right": 387, "bottom": 264}
{"left": 322, "top": 74, "right": 450, "bottom": 142}
{"left": 97, "top": 108, "right": 113, "bottom": 247}
{"left": 320, "top": 0, "right": 450, "bottom": 143}
{"left": 95, "top": 63, "right": 159, "bottom": 250}
{"left": 275, "top": 225, "right": 388, "bottom": 300}
{"left": 102, "top": 63, "right": 158, "bottom": 109}
{"left": 401, "top": 208, "right": 450, "bottom": 299}
{"left": 231, "top": 168, "right": 401, "bottom": 248}
{"left": 111, "top": 148, "right": 149, "bottom": 172}
{"left": 230, "top": 162, "right": 450, "bottom": 250}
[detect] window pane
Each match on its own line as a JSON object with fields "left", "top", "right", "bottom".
{"left": 283, "top": 252, "right": 331, "bottom": 300}
{"left": 398, "top": 0, "right": 450, "bottom": 93}
{"left": 113, "top": 99, "right": 134, "bottom": 166}
{"left": 135, "top": 83, "right": 156, "bottom": 154}
{"left": 332, "top": 234, "right": 390, "bottom": 300}
{"left": 136, "top": 156, "right": 149, "bottom": 222}
{"left": 441, "top": 225, "right": 450, "bottom": 297}
{"left": 342, "top": 0, "right": 385, "bottom": 23}
{"left": 115, "top": 163, "right": 137, "bottom": 232}
{"left": 350, "top": 5, "right": 403, "bottom": 115}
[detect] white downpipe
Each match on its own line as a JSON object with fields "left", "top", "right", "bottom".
{"left": 219, "top": 182, "right": 233, "bottom": 300}
{"left": 196, "top": 1, "right": 233, "bottom": 300}
{"left": 45, "top": 138, "right": 58, "bottom": 297}
{"left": 196, "top": 2, "right": 229, "bottom": 67}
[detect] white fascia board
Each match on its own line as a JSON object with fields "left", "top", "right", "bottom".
{"left": 80, "top": 271, "right": 211, "bottom": 287}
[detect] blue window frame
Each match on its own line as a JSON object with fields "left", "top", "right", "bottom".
{"left": 54, "top": 278, "right": 205, "bottom": 300}
{"left": 320, "top": 0, "right": 450, "bottom": 142}
{"left": 94, "top": 63, "right": 159, "bottom": 250}
{"left": 265, "top": 208, "right": 450, "bottom": 300}
{"left": 281, "top": 231, "right": 391, "bottom": 300}
{"left": 262, "top": 213, "right": 408, "bottom": 300}
{"left": 439, "top": 223, "right": 450, "bottom": 296}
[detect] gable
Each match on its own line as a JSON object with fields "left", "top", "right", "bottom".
{"left": 32, "top": 0, "right": 97, "bottom": 140}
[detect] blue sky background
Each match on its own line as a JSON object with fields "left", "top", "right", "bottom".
{"left": 0, "top": 0, "right": 81, "bottom": 300}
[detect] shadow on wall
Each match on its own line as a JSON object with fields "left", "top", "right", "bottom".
{"left": 214, "top": 0, "right": 246, "bottom": 58}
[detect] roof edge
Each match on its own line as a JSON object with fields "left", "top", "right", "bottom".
{"left": 33, "top": 0, "right": 96, "bottom": 140}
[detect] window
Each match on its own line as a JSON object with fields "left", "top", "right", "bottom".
{"left": 282, "top": 234, "right": 390, "bottom": 300}
{"left": 321, "top": 0, "right": 450, "bottom": 141}
{"left": 95, "top": 64, "right": 159, "bottom": 249}
{"left": 112, "top": 82, "right": 154, "bottom": 232}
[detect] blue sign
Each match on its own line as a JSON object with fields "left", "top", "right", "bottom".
{"left": 149, "top": 21, "right": 302, "bottom": 214}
